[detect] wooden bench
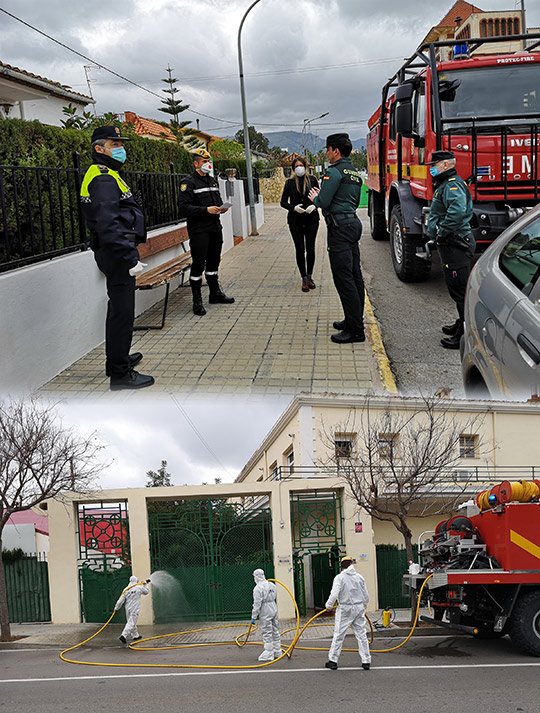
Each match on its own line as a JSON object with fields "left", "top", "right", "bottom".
{"left": 134, "top": 226, "right": 191, "bottom": 330}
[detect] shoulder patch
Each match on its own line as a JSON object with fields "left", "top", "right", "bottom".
{"left": 449, "top": 187, "right": 458, "bottom": 190}
{"left": 323, "top": 176, "right": 330, "bottom": 180}
{"left": 180, "top": 183, "right": 188, "bottom": 192}
{"left": 97, "top": 165, "right": 109, "bottom": 174}
{"left": 448, "top": 177, "right": 456, "bottom": 181}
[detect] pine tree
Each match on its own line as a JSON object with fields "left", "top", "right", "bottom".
{"left": 158, "top": 65, "right": 191, "bottom": 138}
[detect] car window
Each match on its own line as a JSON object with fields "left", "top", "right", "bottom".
{"left": 499, "top": 216, "right": 540, "bottom": 297}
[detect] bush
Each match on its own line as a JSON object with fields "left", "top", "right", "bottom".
{"left": 1, "top": 548, "right": 25, "bottom": 563}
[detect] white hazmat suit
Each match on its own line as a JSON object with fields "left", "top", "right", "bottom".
{"left": 326, "top": 564, "right": 370, "bottom": 665}
{"left": 252, "top": 569, "right": 281, "bottom": 661}
{"left": 115, "top": 575, "right": 149, "bottom": 643}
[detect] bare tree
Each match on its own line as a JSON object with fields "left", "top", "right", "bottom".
{"left": 0, "top": 398, "right": 103, "bottom": 641}
{"left": 324, "top": 396, "right": 486, "bottom": 562}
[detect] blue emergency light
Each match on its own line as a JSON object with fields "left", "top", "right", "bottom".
{"left": 453, "top": 44, "right": 469, "bottom": 60}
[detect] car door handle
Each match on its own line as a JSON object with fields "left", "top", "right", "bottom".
{"left": 517, "top": 333, "right": 540, "bottom": 365}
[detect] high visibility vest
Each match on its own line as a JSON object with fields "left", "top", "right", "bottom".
{"left": 80, "top": 164, "right": 131, "bottom": 198}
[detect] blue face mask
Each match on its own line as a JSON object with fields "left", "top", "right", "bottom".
{"left": 110, "top": 146, "right": 127, "bottom": 164}
{"left": 429, "top": 166, "right": 439, "bottom": 177}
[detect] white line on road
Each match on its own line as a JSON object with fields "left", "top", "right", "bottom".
{"left": 2, "top": 661, "right": 540, "bottom": 683}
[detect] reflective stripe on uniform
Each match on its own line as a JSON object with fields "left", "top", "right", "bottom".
{"left": 205, "top": 271, "right": 218, "bottom": 276}
{"left": 193, "top": 187, "right": 220, "bottom": 194}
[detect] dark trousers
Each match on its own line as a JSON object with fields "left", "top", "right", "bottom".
{"left": 327, "top": 216, "right": 365, "bottom": 334}
{"left": 94, "top": 250, "right": 135, "bottom": 377}
{"left": 438, "top": 241, "right": 475, "bottom": 331}
{"left": 288, "top": 218, "right": 319, "bottom": 277}
{"left": 189, "top": 228, "right": 224, "bottom": 279}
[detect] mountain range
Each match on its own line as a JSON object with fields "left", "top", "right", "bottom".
{"left": 226, "top": 130, "right": 366, "bottom": 154}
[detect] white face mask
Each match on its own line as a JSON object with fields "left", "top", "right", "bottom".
{"left": 294, "top": 166, "right": 306, "bottom": 177}
{"left": 200, "top": 161, "right": 212, "bottom": 174}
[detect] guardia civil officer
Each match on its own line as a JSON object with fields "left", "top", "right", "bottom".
{"left": 80, "top": 126, "right": 154, "bottom": 390}
{"left": 426, "top": 150, "right": 475, "bottom": 350}
{"left": 178, "top": 149, "right": 234, "bottom": 316}
{"left": 308, "top": 134, "right": 365, "bottom": 344}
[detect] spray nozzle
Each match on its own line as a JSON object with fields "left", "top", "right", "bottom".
{"left": 416, "top": 240, "right": 436, "bottom": 260}
{"left": 146, "top": 578, "right": 151, "bottom": 584}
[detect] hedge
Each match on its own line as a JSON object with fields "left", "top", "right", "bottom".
{"left": 0, "top": 119, "right": 194, "bottom": 174}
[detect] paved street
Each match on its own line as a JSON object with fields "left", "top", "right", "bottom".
{"left": 360, "top": 214, "right": 467, "bottom": 398}
{"left": 2, "top": 635, "right": 539, "bottom": 712}
{"left": 39, "top": 205, "right": 388, "bottom": 398}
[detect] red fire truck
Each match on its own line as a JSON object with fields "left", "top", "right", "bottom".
{"left": 404, "top": 482, "right": 540, "bottom": 656}
{"left": 366, "top": 33, "right": 540, "bottom": 282}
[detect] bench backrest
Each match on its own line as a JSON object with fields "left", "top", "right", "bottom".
{"left": 138, "top": 225, "right": 189, "bottom": 260}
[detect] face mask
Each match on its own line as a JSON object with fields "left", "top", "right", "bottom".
{"left": 110, "top": 146, "right": 127, "bottom": 164}
{"left": 429, "top": 166, "right": 439, "bottom": 177}
{"left": 200, "top": 162, "right": 212, "bottom": 174}
{"left": 294, "top": 166, "right": 306, "bottom": 177}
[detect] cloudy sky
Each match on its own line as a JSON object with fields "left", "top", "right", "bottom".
{"left": 1, "top": 0, "right": 539, "bottom": 141}
{"left": 56, "top": 395, "right": 290, "bottom": 490}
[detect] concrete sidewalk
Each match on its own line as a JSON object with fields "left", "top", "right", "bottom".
{"left": 4, "top": 609, "right": 439, "bottom": 649}
{"left": 38, "top": 205, "right": 395, "bottom": 398}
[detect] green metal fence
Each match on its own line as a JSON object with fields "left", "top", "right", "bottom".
{"left": 4, "top": 555, "right": 51, "bottom": 622}
{"left": 375, "top": 544, "right": 418, "bottom": 609}
{"left": 149, "top": 499, "right": 274, "bottom": 622}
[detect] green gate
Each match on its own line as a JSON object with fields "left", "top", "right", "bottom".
{"left": 77, "top": 502, "right": 131, "bottom": 623}
{"left": 4, "top": 555, "right": 51, "bottom": 622}
{"left": 375, "top": 544, "right": 418, "bottom": 609}
{"left": 290, "top": 491, "right": 344, "bottom": 616}
{"left": 149, "top": 499, "right": 274, "bottom": 622}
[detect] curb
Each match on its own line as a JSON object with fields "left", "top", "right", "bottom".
{"left": 364, "top": 292, "right": 398, "bottom": 395}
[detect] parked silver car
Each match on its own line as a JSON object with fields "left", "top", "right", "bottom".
{"left": 462, "top": 203, "right": 540, "bottom": 400}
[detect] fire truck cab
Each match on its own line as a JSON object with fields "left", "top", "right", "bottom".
{"left": 366, "top": 33, "right": 540, "bottom": 282}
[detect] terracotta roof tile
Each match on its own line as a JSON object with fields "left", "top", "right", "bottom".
{"left": 436, "top": 1, "right": 483, "bottom": 28}
{"left": 124, "top": 111, "right": 176, "bottom": 140}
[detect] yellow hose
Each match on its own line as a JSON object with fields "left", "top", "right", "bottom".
{"left": 60, "top": 575, "right": 433, "bottom": 668}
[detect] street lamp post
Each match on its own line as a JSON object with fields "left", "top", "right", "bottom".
{"left": 237, "top": 0, "right": 262, "bottom": 236}
{"left": 302, "top": 112, "right": 329, "bottom": 158}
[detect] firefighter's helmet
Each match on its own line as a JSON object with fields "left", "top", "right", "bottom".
{"left": 192, "top": 148, "right": 212, "bottom": 160}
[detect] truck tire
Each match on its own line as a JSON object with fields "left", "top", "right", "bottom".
{"left": 369, "top": 191, "right": 388, "bottom": 241}
{"left": 508, "top": 590, "right": 540, "bottom": 656}
{"left": 389, "top": 206, "right": 432, "bottom": 282}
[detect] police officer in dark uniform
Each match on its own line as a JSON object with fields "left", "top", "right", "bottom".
{"left": 309, "top": 133, "right": 365, "bottom": 344}
{"left": 178, "top": 148, "right": 234, "bottom": 316}
{"left": 80, "top": 126, "right": 154, "bottom": 389}
{"left": 426, "top": 150, "right": 475, "bottom": 350}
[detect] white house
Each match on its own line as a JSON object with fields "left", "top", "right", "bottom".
{"left": 0, "top": 61, "right": 94, "bottom": 126}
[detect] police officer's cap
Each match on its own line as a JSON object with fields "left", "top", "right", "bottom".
{"left": 326, "top": 133, "right": 351, "bottom": 150}
{"left": 192, "top": 148, "right": 212, "bottom": 160}
{"left": 91, "top": 125, "right": 131, "bottom": 142}
{"left": 427, "top": 150, "right": 455, "bottom": 164}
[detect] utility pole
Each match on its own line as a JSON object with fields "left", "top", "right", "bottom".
{"left": 520, "top": 0, "right": 527, "bottom": 50}
{"left": 83, "top": 65, "right": 97, "bottom": 116}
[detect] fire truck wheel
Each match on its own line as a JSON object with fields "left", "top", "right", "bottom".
{"left": 369, "top": 192, "right": 388, "bottom": 241}
{"left": 508, "top": 590, "right": 540, "bottom": 656}
{"left": 389, "top": 206, "right": 431, "bottom": 283}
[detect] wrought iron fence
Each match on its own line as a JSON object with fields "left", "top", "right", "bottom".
{"left": 4, "top": 553, "right": 51, "bottom": 623}
{"left": 0, "top": 153, "right": 188, "bottom": 274}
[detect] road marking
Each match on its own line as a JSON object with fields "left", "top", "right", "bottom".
{"left": 2, "top": 661, "right": 540, "bottom": 683}
{"left": 364, "top": 293, "right": 398, "bottom": 395}
{"left": 0, "top": 648, "right": 63, "bottom": 653}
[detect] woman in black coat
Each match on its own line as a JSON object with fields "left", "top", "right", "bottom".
{"left": 280, "top": 156, "right": 320, "bottom": 292}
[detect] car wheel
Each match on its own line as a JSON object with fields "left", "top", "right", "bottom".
{"left": 508, "top": 590, "right": 540, "bottom": 656}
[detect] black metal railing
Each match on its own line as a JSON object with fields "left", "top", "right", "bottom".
{"left": 0, "top": 153, "right": 188, "bottom": 273}
{"left": 265, "top": 464, "right": 540, "bottom": 483}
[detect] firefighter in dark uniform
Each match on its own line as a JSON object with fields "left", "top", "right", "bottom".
{"left": 80, "top": 126, "right": 154, "bottom": 390}
{"left": 308, "top": 133, "right": 365, "bottom": 344}
{"left": 426, "top": 150, "right": 475, "bottom": 350}
{"left": 178, "top": 148, "right": 234, "bottom": 316}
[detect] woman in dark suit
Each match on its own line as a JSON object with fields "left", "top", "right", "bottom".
{"left": 280, "top": 156, "right": 320, "bottom": 292}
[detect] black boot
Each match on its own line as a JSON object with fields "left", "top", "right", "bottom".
{"left": 441, "top": 318, "right": 461, "bottom": 336}
{"left": 190, "top": 279, "right": 206, "bottom": 316}
{"left": 206, "top": 275, "right": 235, "bottom": 304}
